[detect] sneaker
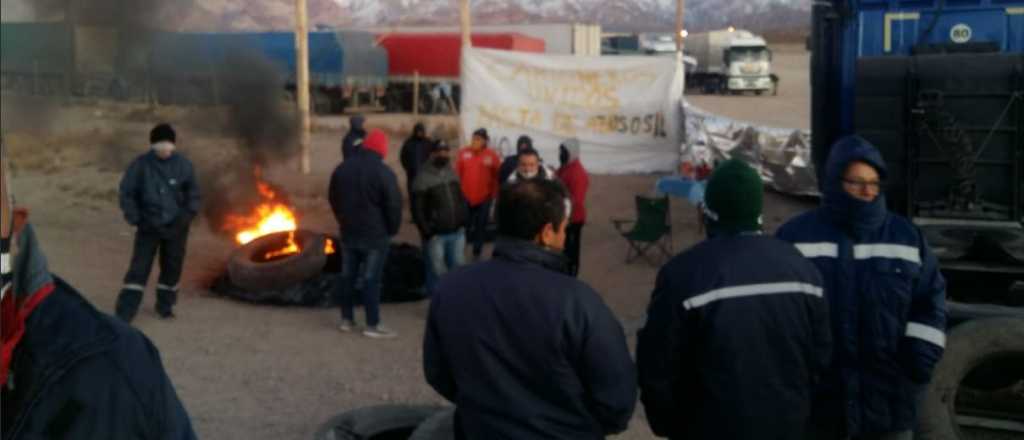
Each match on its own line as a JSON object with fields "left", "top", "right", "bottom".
{"left": 362, "top": 325, "right": 398, "bottom": 339}
{"left": 338, "top": 319, "right": 357, "bottom": 333}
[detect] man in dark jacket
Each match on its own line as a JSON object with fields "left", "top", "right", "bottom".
{"left": 329, "top": 129, "right": 403, "bottom": 339}
{"left": 115, "top": 124, "right": 200, "bottom": 323}
{"left": 556, "top": 138, "right": 589, "bottom": 277}
{"left": 498, "top": 135, "right": 533, "bottom": 184}
{"left": 1, "top": 145, "right": 196, "bottom": 440}
{"left": 637, "top": 159, "right": 831, "bottom": 440}
{"left": 412, "top": 140, "right": 468, "bottom": 295}
{"left": 400, "top": 122, "right": 432, "bottom": 202}
{"left": 777, "top": 136, "right": 947, "bottom": 440}
{"left": 423, "top": 179, "right": 637, "bottom": 439}
{"left": 505, "top": 148, "right": 557, "bottom": 185}
{"left": 341, "top": 114, "right": 367, "bottom": 160}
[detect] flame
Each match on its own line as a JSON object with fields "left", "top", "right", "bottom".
{"left": 264, "top": 231, "right": 300, "bottom": 260}
{"left": 227, "top": 173, "right": 335, "bottom": 261}
{"left": 325, "top": 238, "right": 336, "bottom": 255}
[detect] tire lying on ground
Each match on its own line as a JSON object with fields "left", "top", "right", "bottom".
{"left": 918, "top": 317, "right": 1024, "bottom": 440}
{"left": 228, "top": 230, "right": 327, "bottom": 292}
{"left": 313, "top": 405, "right": 443, "bottom": 440}
{"left": 408, "top": 408, "right": 455, "bottom": 440}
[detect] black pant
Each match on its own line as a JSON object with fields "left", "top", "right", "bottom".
{"left": 467, "top": 200, "right": 492, "bottom": 258}
{"left": 115, "top": 223, "right": 190, "bottom": 321}
{"left": 564, "top": 222, "right": 584, "bottom": 277}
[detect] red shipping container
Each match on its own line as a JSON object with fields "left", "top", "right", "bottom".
{"left": 377, "top": 33, "right": 546, "bottom": 78}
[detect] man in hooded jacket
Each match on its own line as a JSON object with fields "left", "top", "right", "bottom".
{"left": 400, "top": 122, "right": 432, "bottom": 202}
{"left": 556, "top": 139, "right": 589, "bottom": 277}
{"left": 777, "top": 135, "right": 947, "bottom": 440}
{"left": 341, "top": 114, "right": 367, "bottom": 160}
{"left": 637, "top": 159, "right": 831, "bottom": 440}
{"left": 1, "top": 141, "right": 196, "bottom": 440}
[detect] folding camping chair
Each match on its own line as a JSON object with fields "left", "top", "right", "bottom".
{"left": 612, "top": 195, "right": 673, "bottom": 266}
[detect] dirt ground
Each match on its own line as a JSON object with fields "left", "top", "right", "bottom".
{"left": 2, "top": 48, "right": 818, "bottom": 439}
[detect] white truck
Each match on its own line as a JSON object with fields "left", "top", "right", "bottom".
{"left": 685, "top": 29, "right": 775, "bottom": 95}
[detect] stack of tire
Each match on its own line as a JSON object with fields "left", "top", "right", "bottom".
{"left": 313, "top": 405, "right": 453, "bottom": 440}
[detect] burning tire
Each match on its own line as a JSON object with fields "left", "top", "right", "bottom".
{"left": 918, "top": 318, "right": 1024, "bottom": 440}
{"left": 227, "top": 230, "right": 328, "bottom": 291}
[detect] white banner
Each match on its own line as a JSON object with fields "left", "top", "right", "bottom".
{"left": 460, "top": 48, "right": 685, "bottom": 174}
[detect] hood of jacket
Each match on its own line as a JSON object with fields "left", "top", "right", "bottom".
{"left": 822, "top": 135, "right": 889, "bottom": 237}
{"left": 349, "top": 115, "right": 366, "bottom": 134}
{"left": 560, "top": 138, "right": 581, "bottom": 165}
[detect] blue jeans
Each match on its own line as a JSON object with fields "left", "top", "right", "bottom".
{"left": 334, "top": 239, "right": 389, "bottom": 327}
{"left": 425, "top": 229, "right": 466, "bottom": 293}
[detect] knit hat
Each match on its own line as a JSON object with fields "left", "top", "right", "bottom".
{"left": 702, "top": 159, "right": 764, "bottom": 235}
{"left": 150, "top": 123, "right": 176, "bottom": 144}
{"left": 364, "top": 129, "right": 388, "bottom": 158}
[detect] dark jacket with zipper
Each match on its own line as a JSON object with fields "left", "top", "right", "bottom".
{"left": 328, "top": 149, "right": 403, "bottom": 243}
{"left": 776, "top": 136, "right": 947, "bottom": 437}
{"left": 1, "top": 225, "right": 194, "bottom": 440}
{"left": 423, "top": 239, "right": 637, "bottom": 439}
{"left": 119, "top": 151, "right": 200, "bottom": 232}
{"left": 411, "top": 162, "right": 468, "bottom": 238}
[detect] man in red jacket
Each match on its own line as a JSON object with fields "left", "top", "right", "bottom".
{"left": 556, "top": 138, "right": 590, "bottom": 277}
{"left": 455, "top": 128, "right": 501, "bottom": 260}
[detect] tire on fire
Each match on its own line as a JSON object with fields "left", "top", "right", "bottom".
{"left": 228, "top": 230, "right": 327, "bottom": 292}
{"left": 918, "top": 317, "right": 1024, "bottom": 440}
{"left": 313, "top": 405, "right": 442, "bottom": 440}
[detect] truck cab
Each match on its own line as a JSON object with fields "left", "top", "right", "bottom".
{"left": 724, "top": 35, "right": 773, "bottom": 92}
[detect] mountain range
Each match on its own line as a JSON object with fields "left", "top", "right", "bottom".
{"left": 1, "top": 0, "right": 812, "bottom": 33}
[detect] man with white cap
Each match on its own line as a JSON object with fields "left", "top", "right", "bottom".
{"left": 115, "top": 123, "right": 200, "bottom": 322}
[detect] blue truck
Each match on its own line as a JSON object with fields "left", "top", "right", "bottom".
{"left": 0, "top": 24, "right": 389, "bottom": 113}
{"left": 811, "top": 1, "right": 1023, "bottom": 438}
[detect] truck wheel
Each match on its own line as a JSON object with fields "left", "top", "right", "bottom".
{"left": 227, "top": 230, "right": 327, "bottom": 292}
{"left": 918, "top": 317, "right": 1024, "bottom": 440}
{"left": 408, "top": 408, "right": 455, "bottom": 440}
{"left": 313, "top": 405, "right": 443, "bottom": 440}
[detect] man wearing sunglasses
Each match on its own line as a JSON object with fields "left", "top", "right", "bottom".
{"left": 777, "top": 135, "right": 947, "bottom": 440}
{"left": 1, "top": 140, "right": 195, "bottom": 439}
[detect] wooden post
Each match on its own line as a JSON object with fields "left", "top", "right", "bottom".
{"left": 413, "top": 71, "right": 420, "bottom": 116}
{"left": 459, "top": 0, "right": 471, "bottom": 48}
{"left": 296, "top": 0, "right": 312, "bottom": 175}
{"left": 458, "top": 0, "right": 471, "bottom": 144}
{"left": 676, "top": 0, "right": 686, "bottom": 52}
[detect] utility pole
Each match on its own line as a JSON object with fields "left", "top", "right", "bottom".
{"left": 296, "top": 0, "right": 311, "bottom": 174}
{"left": 676, "top": 0, "right": 686, "bottom": 52}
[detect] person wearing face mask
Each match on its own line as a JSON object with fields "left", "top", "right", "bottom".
{"left": 637, "top": 159, "right": 831, "bottom": 440}
{"left": 400, "top": 122, "right": 432, "bottom": 209}
{"left": 505, "top": 148, "right": 556, "bottom": 184}
{"left": 423, "top": 179, "right": 637, "bottom": 440}
{"left": 498, "top": 135, "right": 533, "bottom": 184}
{"left": 555, "top": 138, "right": 589, "bottom": 277}
{"left": 1, "top": 140, "right": 196, "bottom": 439}
{"left": 777, "top": 135, "right": 947, "bottom": 440}
{"left": 115, "top": 123, "right": 200, "bottom": 323}
{"left": 411, "top": 140, "right": 468, "bottom": 295}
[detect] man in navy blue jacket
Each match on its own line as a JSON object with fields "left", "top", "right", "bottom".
{"left": 423, "top": 179, "right": 637, "bottom": 439}
{"left": 777, "top": 135, "right": 947, "bottom": 440}
{"left": 637, "top": 159, "right": 831, "bottom": 440}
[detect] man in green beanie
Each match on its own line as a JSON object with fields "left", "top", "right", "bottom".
{"left": 637, "top": 159, "right": 832, "bottom": 440}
